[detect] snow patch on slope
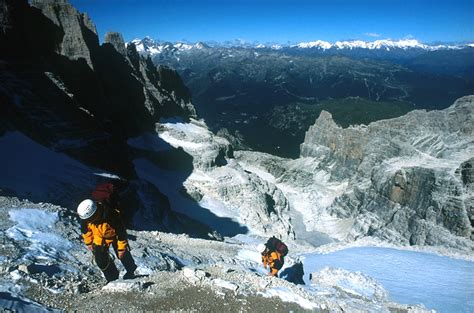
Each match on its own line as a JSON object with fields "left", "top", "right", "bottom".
{"left": 0, "top": 131, "right": 117, "bottom": 207}
{"left": 0, "top": 132, "right": 91, "bottom": 200}
{"left": 6, "top": 208, "right": 75, "bottom": 274}
{"left": 310, "top": 267, "right": 389, "bottom": 301}
{"left": 261, "top": 286, "right": 319, "bottom": 310}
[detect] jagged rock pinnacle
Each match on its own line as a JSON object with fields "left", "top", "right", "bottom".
{"left": 105, "top": 31, "right": 127, "bottom": 56}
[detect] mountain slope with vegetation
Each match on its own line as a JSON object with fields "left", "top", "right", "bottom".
{"left": 131, "top": 38, "right": 474, "bottom": 157}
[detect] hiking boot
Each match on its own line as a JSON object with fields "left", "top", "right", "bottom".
{"left": 123, "top": 271, "right": 135, "bottom": 280}
{"left": 103, "top": 262, "right": 119, "bottom": 282}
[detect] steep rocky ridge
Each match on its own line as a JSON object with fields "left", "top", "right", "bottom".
{"left": 104, "top": 31, "right": 127, "bottom": 56}
{"left": 1, "top": 0, "right": 195, "bottom": 169}
{"left": 2, "top": 0, "right": 195, "bottom": 152}
{"left": 0, "top": 0, "right": 207, "bottom": 237}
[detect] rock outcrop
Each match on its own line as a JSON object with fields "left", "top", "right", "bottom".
{"left": 298, "top": 96, "right": 474, "bottom": 248}
{"left": 157, "top": 119, "right": 232, "bottom": 169}
{"left": 31, "top": 0, "right": 98, "bottom": 69}
{"left": 153, "top": 119, "right": 294, "bottom": 239}
{"left": 458, "top": 157, "right": 474, "bottom": 239}
{"left": 104, "top": 31, "right": 127, "bottom": 57}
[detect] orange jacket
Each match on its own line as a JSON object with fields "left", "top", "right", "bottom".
{"left": 81, "top": 208, "right": 128, "bottom": 251}
{"left": 262, "top": 251, "right": 284, "bottom": 273}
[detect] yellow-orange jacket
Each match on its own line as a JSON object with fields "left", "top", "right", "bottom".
{"left": 262, "top": 250, "right": 284, "bottom": 276}
{"left": 81, "top": 208, "right": 128, "bottom": 251}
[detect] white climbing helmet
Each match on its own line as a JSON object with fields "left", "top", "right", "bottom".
{"left": 257, "top": 243, "right": 266, "bottom": 253}
{"left": 77, "top": 199, "right": 97, "bottom": 220}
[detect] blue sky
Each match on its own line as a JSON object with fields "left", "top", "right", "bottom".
{"left": 70, "top": 0, "right": 473, "bottom": 44}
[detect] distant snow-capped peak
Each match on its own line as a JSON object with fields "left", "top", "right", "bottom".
{"left": 254, "top": 43, "right": 284, "bottom": 50}
{"left": 296, "top": 40, "right": 332, "bottom": 49}
{"left": 370, "top": 39, "right": 426, "bottom": 49}
{"left": 128, "top": 37, "right": 207, "bottom": 55}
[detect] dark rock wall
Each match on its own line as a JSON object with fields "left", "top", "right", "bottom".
{"left": 1, "top": 0, "right": 197, "bottom": 166}
{"left": 0, "top": 0, "right": 209, "bottom": 237}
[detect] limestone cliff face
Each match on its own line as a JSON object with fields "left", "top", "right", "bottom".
{"left": 156, "top": 65, "right": 197, "bottom": 118}
{"left": 299, "top": 96, "right": 474, "bottom": 247}
{"left": 300, "top": 110, "right": 368, "bottom": 178}
{"left": 31, "top": 0, "right": 98, "bottom": 69}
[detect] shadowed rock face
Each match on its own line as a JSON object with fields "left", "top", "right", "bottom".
{"left": 0, "top": 0, "right": 208, "bottom": 236}
{"left": 459, "top": 158, "right": 474, "bottom": 186}
{"left": 1, "top": 0, "right": 196, "bottom": 150}
{"left": 299, "top": 96, "right": 474, "bottom": 247}
{"left": 0, "top": 0, "right": 25, "bottom": 36}
{"left": 458, "top": 158, "right": 474, "bottom": 234}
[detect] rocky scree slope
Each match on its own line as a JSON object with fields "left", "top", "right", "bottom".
{"left": 0, "top": 197, "right": 428, "bottom": 312}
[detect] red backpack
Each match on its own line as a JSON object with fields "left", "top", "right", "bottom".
{"left": 91, "top": 183, "right": 120, "bottom": 211}
{"left": 266, "top": 236, "right": 288, "bottom": 257}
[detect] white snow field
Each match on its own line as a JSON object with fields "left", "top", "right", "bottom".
{"left": 234, "top": 240, "right": 474, "bottom": 312}
{"left": 0, "top": 131, "right": 117, "bottom": 207}
{"left": 302, "top": 247, "right": 474, "bottom": 313}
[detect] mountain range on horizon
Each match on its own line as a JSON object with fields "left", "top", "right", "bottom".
{"left": 130, "top": 35, "right": 474, "bottom": 157}
{"left": 130, "top": 36, "right": 474, "bottom": 52}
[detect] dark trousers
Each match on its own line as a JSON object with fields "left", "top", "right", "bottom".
{"left": 93, "top": 242, "right": 137, "bottom": 282}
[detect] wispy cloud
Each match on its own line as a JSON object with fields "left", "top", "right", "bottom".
{"left": 364, "top": 32, "right": 381, "bottom": 38}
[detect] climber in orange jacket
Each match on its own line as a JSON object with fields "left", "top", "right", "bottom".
{"left": 77, "top": 199, "right": 137, "bottom": 282}
{"left": 258, "top": 244, "right": 284, "bottom": 277}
